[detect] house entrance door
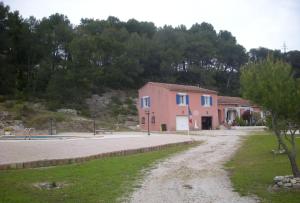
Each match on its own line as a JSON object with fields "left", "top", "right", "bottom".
{"left": 201, "top": 116, "right": 212, "bottom": 130}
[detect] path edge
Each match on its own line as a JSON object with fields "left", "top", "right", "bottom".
{"left": 0, "top": 140, "right": 196, "bottom": 170}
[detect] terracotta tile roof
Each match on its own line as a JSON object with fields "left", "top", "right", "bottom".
{"left": 218, "top": 96, "right": 251, "bottom": 106}
{"left": 147, "top": 82, "right": 218, "bottom": 94}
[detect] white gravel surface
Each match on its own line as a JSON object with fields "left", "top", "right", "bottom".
{"left": 0, "top": 132, "right": 192, "bottom": 165}
{"left": 128, "top": 132, "right": 259, "bottom": 203}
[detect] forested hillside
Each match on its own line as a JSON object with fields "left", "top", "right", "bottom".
{"left": 1, "top": 2, "right": 299, "bottom": 110}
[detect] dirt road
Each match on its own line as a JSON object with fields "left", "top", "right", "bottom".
{"left": 128, "top": 132, "right": 259, "bottom": 203}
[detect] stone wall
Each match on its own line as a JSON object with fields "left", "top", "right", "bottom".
{"left": 273, "top": 175, "right": 300, "bottom": 189}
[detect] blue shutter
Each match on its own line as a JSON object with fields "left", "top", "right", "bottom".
{"left": 148, "top": 97, "right": 151, "bottom": 107}
{"left": 186, "top": 95, "right": 189, "bottom": 105}
{"left": 201, "top": 96, "right": 204, "bottom": 106}
{"left": 140, "top": 98, "right": 143, "bottom": 108}
{"left": 210, "top": 96, "right": 213, "bottom": 106}
{"left": 176, "top": 94, "right": 180, "bottom": 104}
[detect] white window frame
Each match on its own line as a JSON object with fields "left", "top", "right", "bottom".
{"left": 142, "top": 96, "right": 150, "bottom": 108}
{"left": 178, "top": 93, "right": 187, "bottom": 106}
{"left": 203, "top": 95, "right": 211, "bottom": 107}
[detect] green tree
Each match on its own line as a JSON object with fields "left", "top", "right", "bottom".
{"left": 216, "top": 31, "right": 247, "bottom": 95}
{"left": 241, "top": 57, "right": 300, "bottom": 177}
{"left": 37, "top": 13, "right": 73, "bottom": 72}
{"left": 0, "top": 3, "right": 33, "bottom": 95}
{"left": 125, "top": 18, "right": 156, "bottom": 38}
{"left": 249, "top": 47, "right": 282, "bottom": 62}
{"left": 0, "top": 2, "right": 15, "bottom": 94}
{"left": 286, "top": 50, "right": 300, "bottom": 78}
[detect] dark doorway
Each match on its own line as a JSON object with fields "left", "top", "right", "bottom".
{"left": 202, "top": 117, "right": 212, "bottom": 130}
{"left": 218, "top": 109, "right": 222, "bottom": 124}
{"left": 161, "top": 124, "right": 167, "bottom": 131}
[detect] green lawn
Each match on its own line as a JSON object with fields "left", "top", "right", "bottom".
{"left": 0, "top": 143, "right": 198, "bottom": 203}
{"left": 226, "top": 133, "right": 300, "bottom": 203}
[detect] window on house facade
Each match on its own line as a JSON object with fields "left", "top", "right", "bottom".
{"left": 141, "top": 96, "right": 150, "bottom": 108}
{"left": 141, "top": 117, "right": 145, "bottom": 124}
{"left": 176, "top": 93, "right": 189, "bottom": 106}
{"left": 151, "top": 116, "right": 155, "bottom": 124}
{"left": 161, "top": 124, "right": 167, "bottom": 131}
{"left": 201, "top": 95, "right": 212, "bottom": 107}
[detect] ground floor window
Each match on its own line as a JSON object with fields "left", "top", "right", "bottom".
{"left": 161, "top": 124, "right": 167, "bottom": 131}
{"left": 141, "top": 117, "right": 145, "bottom": 124}
{"left": 151, "top": 116, "right": 155, "bottom": 124}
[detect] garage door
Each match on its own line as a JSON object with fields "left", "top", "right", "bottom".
{"left": 176, "top": 116, "right": 189, "bottom": 131}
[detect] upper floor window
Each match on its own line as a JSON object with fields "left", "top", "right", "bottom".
{"left": 176, "top": 93, "right": 189, "bottom": 106}
{"left": 201, "top": 95, "right": 212, "bottom": 107}
{"left": 141, "top": 96, "right": 150, "bottom": 108}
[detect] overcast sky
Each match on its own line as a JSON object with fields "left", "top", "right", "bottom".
{"left": 5, "top": 0, "right": 300, "bottom": 51}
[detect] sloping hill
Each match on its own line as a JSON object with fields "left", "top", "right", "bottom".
{"left": 0, "top": 90, "right": 138, "bottom": 134}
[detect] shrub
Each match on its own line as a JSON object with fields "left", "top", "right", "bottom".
{"left": 255, "top": 119, "right": 265, "bottom": 126}
{"left": 26, "top": 113, "right": 67, "bottom": 129}
{"left": 46, "top": 100, "right": 62, "bottom": 111}
{"left": 251, "top": 112, "right": 262, "bottom": 125}
{"left": 4, "top": 100, "right": 15, "bottom": 109}
{"left": 4, "top": 127, "right": 14, "bottom": 132}
{"left": 235, "top": 116, "right": 247, "bottom": 126}
{"left": 0, "top": 95, "right": 6, "bottom": 103}
{"left": 125, "top": 98, "right": 133, "bottom": 105}
{"left": 111, "top": 95, "right": 122, "bottom": 105}
{"left": 20, "top": 104, "right": 35, "bottom": 117}
{"left": 128, "top": 103, "right": 137, "bottom": 115}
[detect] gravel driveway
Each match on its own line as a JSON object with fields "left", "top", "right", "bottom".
{"left": 128, "top": 132, "right": 259, "bottom": 203}
{"left": 0, "top": 133, "right": 192, "bottom": 165}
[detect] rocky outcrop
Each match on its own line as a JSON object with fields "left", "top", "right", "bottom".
{"left": 85, "top": 91, "right": 128, "bottom": 117}
{"left": 0, "top": 111, "right": 24, "bottom": 134}
{"left": 85, "top": 91, "right": 138, "bottom": 129}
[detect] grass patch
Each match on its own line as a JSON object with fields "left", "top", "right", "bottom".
{"left": 226, "top": 133, "right": 300, "bottom": 203}
{"left": 0, "top": 142, "right": 199, "bottom": 203}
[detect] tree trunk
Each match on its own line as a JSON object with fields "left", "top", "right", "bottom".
{"left": 272, "top": 114, "right": 284, "bottom": 151}
{"left": 287, "top": 153, "right": 300, "bottom": 177}
{"left": 274, "top": 132, "right": 300, "bottom": 177}
{"left": 226, "top": 71, "right": 232, "bottom": 89}
{"left": 272, "top": 114, "right": 300, "bottom": 177}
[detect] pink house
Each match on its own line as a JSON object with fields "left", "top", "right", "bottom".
{"left": 218, "top": 96, "right": 263, "bottom": 125}
{"left": 138, "top": 82, "right": 218, "bottom": 131}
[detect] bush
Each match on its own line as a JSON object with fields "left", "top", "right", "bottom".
{"left": 125, "top": 98, "right": 133, "bottom": 105}
{"left": 251, "top": 112, "right": 262, "bottom": 125}
{"left": 4, "top": 100, "right": 15, "bottom": 109}
{"left": 26, "top": 113, "right": 67, "bottom": 129}
{"left": 128, "top": 102, "right": 137, "bottom": 115}
{"left": 235, "top": 116, "right": 247, "bottom": 126}
{"left": 111, "top": 96, "right": 122, "bottom": 105}
{"left": 46, "top": 100, "right": 61, "bottom": 111}
{"left": 255, "top": 119, "right": 265, "bottom": 126}
{"left": 4, "top": 127, "right": 14, "bottom": 132}
{"left": 0, "top": 95, "right": 6, "bottom": 103}
{"left": 20, "top": 104, "right": 35, "bottom": 117}
{"left": 265, "top": 115, "right": 273, "bottom": 129}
